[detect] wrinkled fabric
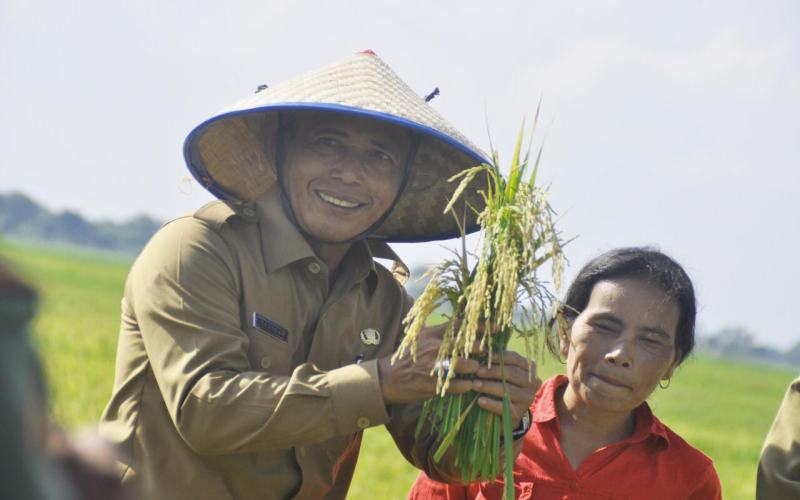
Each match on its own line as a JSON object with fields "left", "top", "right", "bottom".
{"left": 757, "top": 375, "right": 800, "bottom": 500}
{"left": 99, "top": 189, "right": 438, "bottom": 499}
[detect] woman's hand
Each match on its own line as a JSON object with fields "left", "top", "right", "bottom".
{"left": 378, "top": 323, "right": 480, "bottom": 405}
{"left": 472, "top": 351, "right": 541, "bottom": 429}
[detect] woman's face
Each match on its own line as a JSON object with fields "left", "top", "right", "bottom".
{"left": 282, "top": 112, "right": 409, "bottom": 243}
{"left": 561, "top": 278, "right": 681, "bottom": 414}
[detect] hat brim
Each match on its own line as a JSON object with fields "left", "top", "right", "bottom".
{"left": 184, "top": 103, "right": 490, "bottom": 243}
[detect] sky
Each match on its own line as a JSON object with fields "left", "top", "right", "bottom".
{"left": 1, "top": 1, "right": 798, "bottom": 349}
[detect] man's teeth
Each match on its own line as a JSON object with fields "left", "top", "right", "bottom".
{"left": 318, "top": 191, "right": 360, "bottom": 208}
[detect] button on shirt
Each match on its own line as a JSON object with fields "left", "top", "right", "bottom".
{"left": 99, "top": 188, "right": 437, "bottom": 499}
{"left": 409, "top": 375, "right": 722, "bottom": 500}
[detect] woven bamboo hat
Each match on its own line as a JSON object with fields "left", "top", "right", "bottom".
{"left": 184, "top": 50, "right": 489, "bottom": 242}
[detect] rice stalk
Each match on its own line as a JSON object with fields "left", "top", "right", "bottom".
{"left": 393, "top": 114, "right": 566, "bottom": 495}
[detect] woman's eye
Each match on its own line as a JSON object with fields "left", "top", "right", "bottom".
{"left": 592, "top": 322, "right": 615, "bottom": 333}
{"left": 639, "top": 335, "right": 670, "bottom": 350}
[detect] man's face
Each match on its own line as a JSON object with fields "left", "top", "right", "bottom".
{"left": 282, "top": 112, "right": 410, "bottom": 243}
{"left": 561, "top": 278, "right": 680, "bottom": 414}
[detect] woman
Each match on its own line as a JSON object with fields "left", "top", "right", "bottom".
{"left": 409, "top": 247, "right": 722, "bottom": 499}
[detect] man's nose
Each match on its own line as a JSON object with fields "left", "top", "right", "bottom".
{"left": 329, "top": 150, "right": 368, "bottom": 183}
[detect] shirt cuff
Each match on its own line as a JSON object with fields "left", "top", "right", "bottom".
{"left": 327, "top": 359, "right": 390, "bottom": 434}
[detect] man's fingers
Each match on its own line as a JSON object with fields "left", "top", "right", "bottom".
{"left": 475, "top": 395, "right": 523, "bottom": 423}
{"left": 451, "top": 357, "right": 480, "bottom": 375}
{"left": 485, "top": 350, "right": 531, "bottom": 369}
{"left": 473, "top": 377, "right": 541, "bottom": 410}
{"left": 477, "top": 364, "right": 536, "bottom": 388}
{"left": 444, "top": 379, "right": 474, "bottom": 395}
{"left": 472, "top": 379, "right": 504, "bottom": 397}
{"left": 473, "top": 378, "right": 534, "bottom": 401}
{"left": 476, "top": 395, "right": 504, "bottom": 417}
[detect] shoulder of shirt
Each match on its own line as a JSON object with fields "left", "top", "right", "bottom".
{"left": 192, "top": 200, "right": 246, "bottom": 229}
{"left": 369, "top": 259, "right": 413, "bottom": 300}
{"left": 148, "top": 200, "right": 249, "bottom": 239}
{"left": 655, "top": 417, "right": 717, "bottom": 471}
{"left": 135, "top": 202, "right": 244, "bottom": 260}
{"left": 366, "top": 240, "right": 411, "bottom": 288}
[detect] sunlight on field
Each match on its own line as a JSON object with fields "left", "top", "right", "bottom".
{"left": 2, "top": 240, "right": 795, "bottom": 500}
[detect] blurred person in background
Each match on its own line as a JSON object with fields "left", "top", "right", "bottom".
{"left": 0, "top": 263, "right": 132, "bottom": 500}
{"left": 409, "top": 248, "right": 722, "bottom": 499}
{"left": 757, "top": 375, "right": 800, "bottom": 499}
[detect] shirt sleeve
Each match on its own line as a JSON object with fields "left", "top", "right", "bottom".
{"left": 757, "top": 377, "right": 800, "bottom": 500}
{"left": 127, "top": 218, "right": 389, "bottom": 455}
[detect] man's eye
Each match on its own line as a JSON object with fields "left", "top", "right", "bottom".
{"left": 315, "top": 137, "right": 340, "bottom": 148}
{"left": 370, "top": 150, "right": 394, "bottom": 163}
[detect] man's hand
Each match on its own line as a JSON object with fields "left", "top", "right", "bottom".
{"left": 378, "top": 323, "right": 480, "bottom": 405}
{"left": 472, "top": 351, "right": 540, "bottom": 429}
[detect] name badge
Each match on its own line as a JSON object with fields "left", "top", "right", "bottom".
{"left": 252, "top": 312, "right": 288, "bottom": 342}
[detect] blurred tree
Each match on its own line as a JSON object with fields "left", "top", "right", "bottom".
{"left": 0, "top": 192, "right": 159, "bottom": 255}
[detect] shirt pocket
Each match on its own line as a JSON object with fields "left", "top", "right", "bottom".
{"left": 245, "top": 326, "right": 296, "bottom": 375}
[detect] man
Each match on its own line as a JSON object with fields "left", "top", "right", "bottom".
{"left": 100, "top": 51, "right": 538, "bottom": 499}
{"left": 757, "top": 375, "right": 800, "bottom": 499}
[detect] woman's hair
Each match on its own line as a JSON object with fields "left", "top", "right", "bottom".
{"left": 549, "top": 247, "right": 697, "bottom": 365}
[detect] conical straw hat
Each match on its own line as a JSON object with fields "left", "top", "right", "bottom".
{"left": 184, "top": 50, "right": 489, "bottom": 242}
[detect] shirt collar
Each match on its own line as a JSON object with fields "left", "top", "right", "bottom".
{"left": 255, "top": 186, "right": 316, "bottom": 273}
{"left": 633, "top": 401, "right": 671, "bottom": 447}
{"left": 531, "top": 375, "right": 564, "bottom": 424}
{"left": 254, "top": 188, "right": 408, "bottom": 284}
{"left": 534, "top": 374, "right": 671, "bottom": 448}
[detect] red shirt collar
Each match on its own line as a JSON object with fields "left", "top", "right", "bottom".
{"left": 533, "top": 375, "right": 671, "bottom": 448}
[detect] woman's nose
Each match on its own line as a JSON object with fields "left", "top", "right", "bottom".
{"left": 605, "top": 342, "right": 633, "bottom": 368}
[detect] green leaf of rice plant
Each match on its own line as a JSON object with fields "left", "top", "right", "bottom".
{"left": 501, "top": 360, "right": 514, "bottom": 499}
{"left": 433, "top": 398, "right": 478, "bottom": 462}
{"left": 504, "top": 119, "right": 527, "bottom": 206}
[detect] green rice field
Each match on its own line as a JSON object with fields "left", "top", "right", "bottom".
{"left": 1, "top": 239, "right": 795, "bottom": 499}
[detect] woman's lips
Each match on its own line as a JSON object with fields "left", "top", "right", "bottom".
{"left": 591, "top": 373, "right": 631, "bottom": 390}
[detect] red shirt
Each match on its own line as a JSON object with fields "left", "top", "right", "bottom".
{"left": 408, "top": 375, "right": 721, "bottom": 500}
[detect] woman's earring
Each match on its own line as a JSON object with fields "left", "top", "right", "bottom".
{"left": 659, "top": 378, "right": 671, "bottom": 389}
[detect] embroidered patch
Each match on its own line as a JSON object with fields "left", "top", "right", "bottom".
{"left": 360, "top": 328, "right": 381, "bottom": 346}
{"left": 252, "top": 312, "right": 288, "bottom": 342}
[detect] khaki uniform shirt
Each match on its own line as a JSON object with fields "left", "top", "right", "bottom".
{"left": 757, "top": 375, "right": 800, "bottom": 500}
{"left": 100, "top": 190, "right": 444, "bottom": 499}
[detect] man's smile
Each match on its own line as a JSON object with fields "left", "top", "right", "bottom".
{"left": 315, "top": 189, "right": 366, "bottom": 209}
